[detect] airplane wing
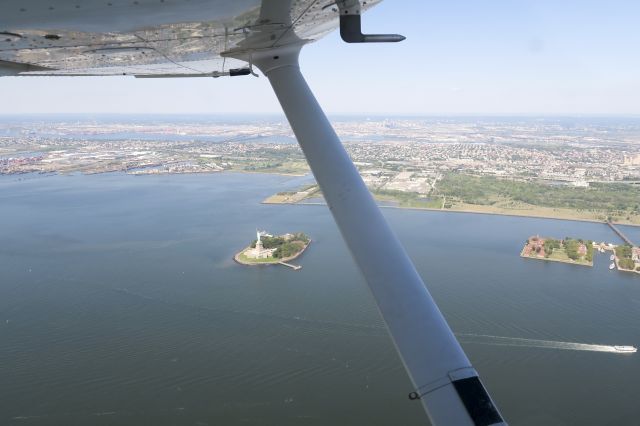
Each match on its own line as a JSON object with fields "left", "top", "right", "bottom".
{"left": 0, "top": 0, "right": 377, "bottom": 76}
{"left": 0, "top": 1, "right": 506, "bottom": 425}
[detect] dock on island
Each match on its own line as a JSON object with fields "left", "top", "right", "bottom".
{"left": 278, "top": 261, "right": 302, "bottom": 270}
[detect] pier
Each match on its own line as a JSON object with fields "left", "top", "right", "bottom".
{"left": 279, "top": 261, "right": 302, "bottom": 271}
{"left": 607, "top": 221, "right": 635, "bottom": 246}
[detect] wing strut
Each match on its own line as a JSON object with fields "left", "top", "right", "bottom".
{"left": 245, "top": 44, "right": 506, "bottom": 426}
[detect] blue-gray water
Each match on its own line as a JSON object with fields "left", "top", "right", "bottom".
{"left": 1, "top": 172, "right": 639, "bottom": 425}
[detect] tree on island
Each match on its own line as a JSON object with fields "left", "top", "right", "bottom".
{"left": 292, "top": 232, "right": 310, "bottom": 243}
{"left": 564, "top": 238, "right": 580, "bottom": 261}
{"left": 615, "top": 244, "right": 632, "bottom": 259}
{"left": 585, "top": 241, "right": 594, "bottom": 262}
{"left": 619, "top": 258, "right": 635, "bottom": 270}
{"left": 274, "top": 241, "right": 305, "bottom": 259}
{"left": 543, "top": 238, "right": 560, "bottom": 257}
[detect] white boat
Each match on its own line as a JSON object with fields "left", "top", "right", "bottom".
{"left": 614, "top": 346, "right": 637, "bottom": 353}
{"left": 609, "top": 263, "right": 616, "bottom": 270}
{"left": 610, "top": 254, "right": 615, "bottom": 261}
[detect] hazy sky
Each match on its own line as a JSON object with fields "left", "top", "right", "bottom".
{"left": 1, "top": 0, "right": 639, "bottom": 115}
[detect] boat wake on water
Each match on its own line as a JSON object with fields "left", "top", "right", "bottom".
{"left": 456, "top": 333, "right": 637, "bottom": 354}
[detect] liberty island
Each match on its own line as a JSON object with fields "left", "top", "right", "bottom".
{"left": 234, "top": 230, "right": 311, "bottom": 269}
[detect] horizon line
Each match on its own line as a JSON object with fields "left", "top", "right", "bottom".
{"left": 1, "top": 112, "right": 640, "bottom": 118}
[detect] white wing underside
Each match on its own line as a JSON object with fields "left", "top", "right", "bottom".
{"left": 0, "top": 0, "right": 381, "bottom": 76}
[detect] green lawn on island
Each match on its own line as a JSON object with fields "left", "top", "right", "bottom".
{"left": 238, "top": 251, "right": 280, "bottom": 264}
{"left": 548, "top": 249, "right": 571, "bottom": 261}
{"left": 547, "top": 247, "right": 590, "bottom": 265}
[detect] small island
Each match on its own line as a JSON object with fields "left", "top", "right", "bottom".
{"left": 234, "top": 230, "right": 311, "bottom": 270}
{"left": 521, "top": 235, "right": 640, "bottom": 275}
{"left": 521, "top": 236, "right": 594, "bottom": 267}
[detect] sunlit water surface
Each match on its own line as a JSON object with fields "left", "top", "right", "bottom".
{"left": 1, "top": 173, "right": 639, "bottom": 425}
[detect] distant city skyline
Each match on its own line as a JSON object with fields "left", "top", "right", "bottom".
{"left": 1, "top": 0, "right": 639, "bottom": 115}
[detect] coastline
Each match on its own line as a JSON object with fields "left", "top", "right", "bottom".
{"left": 225, "top": 170, "right": 307, "bottom": 177}
{"left": 6, "top": 170, "right": 639, "bottom": 228}
{"left": 262, "top": 200, "right": 640, "bottom": 228}
{"left": 233, "top": 239, "right": 311, "bottom": 266}
{"left": 2, "top": 169, "right": 308, "bottom": 178}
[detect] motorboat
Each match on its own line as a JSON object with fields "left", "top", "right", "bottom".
{"left": 614, "top": 346, "right": 637, "bottom": 353}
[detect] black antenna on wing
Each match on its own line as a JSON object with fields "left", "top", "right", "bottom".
{"left": 334, "top": 0, "right": 405, "bottom": 43}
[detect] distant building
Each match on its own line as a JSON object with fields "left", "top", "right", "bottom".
{"left": 524, "top": 236, "right": 546, "bottom": 257}
{"left": 623, "top": 154, "right": 640, "bottom": 166}
{"left": 569, "top": 180, "right": 589, "bottom": 188}
{"left": 246, "top": 230, "right": 277, "bottom": 259}
{"left": 578, "top": 244, "right": 587, "bottom": 256}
